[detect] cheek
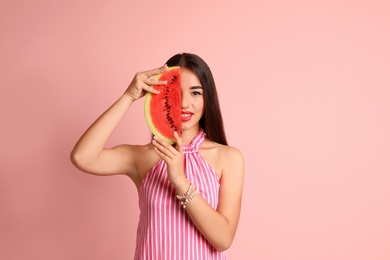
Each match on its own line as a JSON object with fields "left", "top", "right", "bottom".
{"left": 196, "top": 97, "right": 203, "bottom": 107}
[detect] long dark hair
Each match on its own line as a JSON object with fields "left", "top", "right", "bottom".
{"left": 166, "top": 53, "right": 228, "bottom": 145}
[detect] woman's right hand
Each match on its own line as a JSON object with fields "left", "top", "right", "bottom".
{"left": 125, "top": 64, "right": 169, "bottom": 102}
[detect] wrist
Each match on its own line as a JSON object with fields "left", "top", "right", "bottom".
{"left": 176, "top": 182, "right": 199, "bottom": 209}
{"left": 173, "top": 178, "right": 191, "bottom": 195}
{"left": 121, "top": 92, "right": 137, "bottom": 104}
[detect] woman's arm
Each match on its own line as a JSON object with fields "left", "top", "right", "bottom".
{"left": 186, "top": 147, "right": 244, "bottom": 251}
{"left": 70, "top": 65, "right": 168, "bottom": 180}
{"left": 70, "top": 94, "right": 135, "bottom": 176}
{"left": 153, "top": 134, "right": 245, "bottom": 251}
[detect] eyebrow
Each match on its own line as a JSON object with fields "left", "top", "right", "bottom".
{"left": 190, "top": 86, "right": 203, "bottom": 89}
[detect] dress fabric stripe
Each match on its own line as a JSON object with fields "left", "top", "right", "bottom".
{"left": 135, "top": 129, "right": 227, "bottom": 260}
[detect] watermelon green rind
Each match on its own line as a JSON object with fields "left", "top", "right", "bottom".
{"left": 144, "top": 66, "right": 181, "bottom": 144}
{"left": 144, "top": 91, "right": 173, "bottom": 144}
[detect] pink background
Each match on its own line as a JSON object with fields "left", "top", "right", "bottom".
{"left": 1, "top": 0, "right": 389, "bottom": 259}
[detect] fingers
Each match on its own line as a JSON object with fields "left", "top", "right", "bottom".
{"left": 126, "top": 64, "right": 169, "bottom": 101}
{"left": 153, "top": 136, "right": 176, "bottom": 159}
{"left": 142, "top": 64, "right": 168, "bottom": 78}
{"left": 138, "top": 65, "right": 169, "bottom": 94}
{"left": 174, "top": 131, "right": 183, "bottom": 153}
{"left": 144, "top": 82, "right": 161, "bottom": 95}
{"left": 143, "top": 76, "right": 167, "bottom": 88}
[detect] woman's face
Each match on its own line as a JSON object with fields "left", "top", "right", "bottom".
{"left": 180, "top": 68, "right": 204, "bottom": 132}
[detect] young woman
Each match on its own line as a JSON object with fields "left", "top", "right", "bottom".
{"left": 70, "top": 53, "right": 244, "bottom": 259}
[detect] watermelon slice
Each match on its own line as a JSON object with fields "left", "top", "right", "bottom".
{"left": 144, "top": 66, "right": 181, "bottom": 144}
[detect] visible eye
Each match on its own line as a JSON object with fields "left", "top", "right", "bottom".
{"left": 192, "top": 91, "right": 202, "bottom": 96}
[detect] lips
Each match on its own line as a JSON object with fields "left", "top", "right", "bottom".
{"left": 181, "top": 111, "right": 193, "bottom": 122}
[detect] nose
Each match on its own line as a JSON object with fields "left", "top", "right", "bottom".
{"left": 181, "top": 92, "right": 189, "bottom": 109}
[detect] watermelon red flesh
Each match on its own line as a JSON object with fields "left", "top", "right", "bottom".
{"left": 144, "top": 66, "right": 181, "bottom": 144}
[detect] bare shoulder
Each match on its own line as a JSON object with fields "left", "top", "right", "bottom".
{"left": 200, "top": 139, "right": 244, "bottom": 179}
{"left": 116, "top": 142, "right": 155, "bottom": 155}
{"left": 112, "top": 142, "right": 159, "bottom": 185}
{"left": 201, "top": 139, "right": 244, "bottom": 162}
{"left": 221, "top": 144, "right": 244, "bottom": 161}
{"left": 126, "top": 142, "right": 159, "bottom": 167}
{"left": 218, "top": 144, "right": 244, "bottom": 176}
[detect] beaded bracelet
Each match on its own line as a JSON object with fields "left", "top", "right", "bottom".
{"left": 176, "top": 183, "right": 199, "bottom": 209}
{"left": 181, "top": 189, "right": 199, "bottom": 208}
{"left": 176, "top": 183, "right": 195, "bottom": 201}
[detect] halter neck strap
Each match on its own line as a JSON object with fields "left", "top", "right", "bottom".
{"left": 183, "top": 129, "right": 206, "bottom": 154}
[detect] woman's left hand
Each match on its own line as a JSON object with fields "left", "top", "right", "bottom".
{"left": 152, "top": 132, "right": 186, "bottom": 186}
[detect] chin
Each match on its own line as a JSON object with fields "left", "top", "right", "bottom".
{"left": 181, "top": 123, "right": 199, "bottom": 132}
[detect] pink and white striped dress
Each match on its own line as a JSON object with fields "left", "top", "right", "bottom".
{"left": 135, "top": 129, "right": 226, "bottom": 260}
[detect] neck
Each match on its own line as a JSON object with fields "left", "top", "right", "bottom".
{"left": 181, "top": 126, "right": 200, "bottom": 144}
